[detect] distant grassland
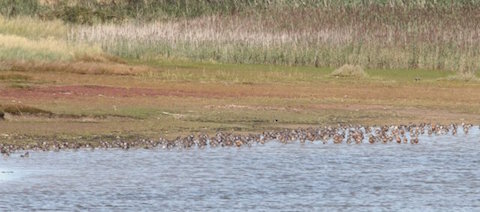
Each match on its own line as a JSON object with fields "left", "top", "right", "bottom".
{"left": 1, "top": 0, "right": 480, "bottom": 75}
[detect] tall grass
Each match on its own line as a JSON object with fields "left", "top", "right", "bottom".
{"left": 2, "top": 1, "right": 480, "bottom": 74}
{"left": 0, "top": 16, "right": 65, "bottom": 39}
{"left": 0, "top": 16, "right": 102, "bottom": 61}
{"left": 70, "top": 7, "right": 480, "bottom": 72}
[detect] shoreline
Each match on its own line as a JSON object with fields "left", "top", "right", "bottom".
{"left": 2, "top": 62, "right": 480, "bottom": 154}
{"left": 1, "top": 123, "right": 478, "bottom": 155}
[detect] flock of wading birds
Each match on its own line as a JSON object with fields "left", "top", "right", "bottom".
{"left": 1, "top": 123, "right": 479, "bottom": 157}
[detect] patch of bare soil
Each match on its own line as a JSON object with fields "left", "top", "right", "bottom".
{"left": 2, "top": 82, "right": 480, "bottom": 105}
{"left": 0, "top": 84, "right": 290, "bottom": 99}
{"left": 205, "top": 103, "right": 392, "bottom": 112}
{"left": 1, "top": 85, "right": 161, "bottom": 99}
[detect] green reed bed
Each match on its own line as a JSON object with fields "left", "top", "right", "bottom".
{"left": 69, "top": 6, "right": 480, "bottom": 73}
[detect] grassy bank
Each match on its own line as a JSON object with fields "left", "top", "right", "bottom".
{"left": 1, "top": 1, "right": 480, "bottom": 146}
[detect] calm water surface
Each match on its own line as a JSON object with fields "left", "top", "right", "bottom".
{"left": 1, "top": 129, "right": 480, "bottom": 211}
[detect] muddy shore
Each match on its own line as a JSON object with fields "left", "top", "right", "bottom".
{"left": 1, "top": 123, "right": 478, "bottom": 156}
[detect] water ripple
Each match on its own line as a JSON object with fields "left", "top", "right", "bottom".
{"left": 0, "top": 128, "right": 479, "bottom": 211}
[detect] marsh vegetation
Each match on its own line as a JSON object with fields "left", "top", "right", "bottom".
{"left": 0, "top": 0, "right": 480, "bottom": 75}
{"left": 2, "top": 3, "right": 480, "bottom": 211}
{"left": 1, "top": 0, "right": 480, "bottom": 146}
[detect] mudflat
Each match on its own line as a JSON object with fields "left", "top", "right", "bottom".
{"left": 1, "top": 61, "right": 479, "bottom": 145}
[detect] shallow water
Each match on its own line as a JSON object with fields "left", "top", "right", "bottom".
{"left": 1, "top": 128, "right": 480, "bottom": 211}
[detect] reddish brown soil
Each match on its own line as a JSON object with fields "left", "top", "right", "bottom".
{"left": 0, "top": 85, "right": 302, "bottom": 101}
{"left": 1, "top": 85, "right": 178, "bottom": 99}
{"left": 2, "top": 83, "right": 480, "bottom": 104}
{"left": 1, "top": 84, "right": 286, "bottom": 99}
{"left": 1, "top": 82, "right": 479, "bottom": 139}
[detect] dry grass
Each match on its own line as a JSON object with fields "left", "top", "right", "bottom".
{"left": 3, "top": 5, "right": 480, "bottom": 74}
{"left": 0, "top": 16, "right": 66, "bottom": 39}
{"left": 69, "top": 7, "right": 480, "bottom": 73}
{"left": 0, "top": 16, "right": 129, "bottom": 70}
{"left": 0, "top": 16, "right": 104, "bottom": 62}
{"left": 330, "top": 64, "right": 367, "bottom": 78}
{"left": 0, "top": 33, "right": 103, "bottom": 61}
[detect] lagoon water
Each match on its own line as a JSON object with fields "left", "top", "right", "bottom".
{"left": 1, "top": 129, "right": 480, "bottom": 211}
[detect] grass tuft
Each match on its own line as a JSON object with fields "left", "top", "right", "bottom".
{"left": 330, "top": 64, "right": 367, "bottom": 78}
